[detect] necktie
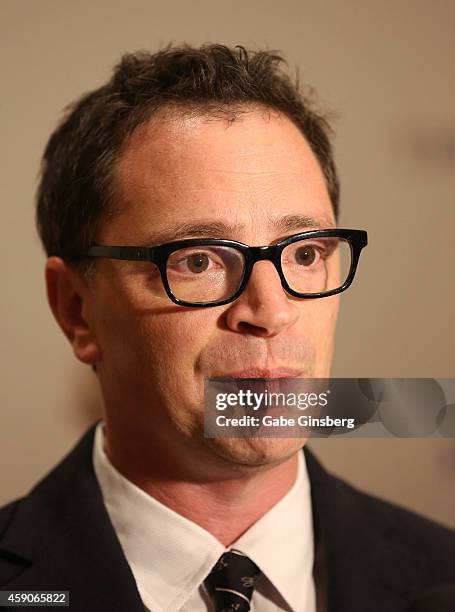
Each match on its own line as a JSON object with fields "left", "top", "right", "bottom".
{"left": 204, "top": 549, "right": 262, "bottom": 612}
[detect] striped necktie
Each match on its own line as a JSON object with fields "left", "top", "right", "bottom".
{"left": 204, "top": 549, "right": 262, "bottom": 611}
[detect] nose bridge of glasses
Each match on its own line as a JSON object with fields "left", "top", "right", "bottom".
{"left": 249, "top": 244, "right": 278, "bottom": 262}
{"left": 247, "top": 245, "right": 282, "bottom": 280}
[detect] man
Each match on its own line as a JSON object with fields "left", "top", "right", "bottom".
{"left": 0, "top": 44, "right": 454, "bottom": 612}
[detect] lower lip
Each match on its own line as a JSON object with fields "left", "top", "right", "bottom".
{"left": 219, "top": 371, "right": 303, "bottom": 379}
{"left": 213, "top": 377, "right": 291, "bottom": 399}
{"left": 208, "top": 372, "right": 305, "bottom": 400}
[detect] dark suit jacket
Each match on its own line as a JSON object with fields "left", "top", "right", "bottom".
{"left": 1, "top": 420, "right": 454, "bottom": 611}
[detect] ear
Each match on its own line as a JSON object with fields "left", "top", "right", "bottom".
{"left": 45, "top": 256, "right": 102, "bottom": 366}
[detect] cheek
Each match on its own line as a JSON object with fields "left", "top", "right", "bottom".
{"left": 297, "top": 294, "right": 339, "bottom": 330}
{"left": 117, "top": 310, "right": 215, "bottom": 384}
{"left": 150, "top": 311, "right": 212, "bottom": 352}
{"left": 296, "top": 296, "right": 339, "bottom": 354}
{"left": 318, "top": 297, "right": 339, "bottom": 343}
{"left": 97, "top": 306, "right": 216, "bottom": 419}
{"left": 316, "top": 297, "right": 339, "bottom": 370}
{"left": 95, "top": 272, "right": 207, "bottom": 367}
{"left": 136, "top": 312, "right": 218, "bottom": 427}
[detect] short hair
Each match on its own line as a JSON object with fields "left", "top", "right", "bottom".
{"left": 35, "top": 43, "right": 340, "bottom": 279}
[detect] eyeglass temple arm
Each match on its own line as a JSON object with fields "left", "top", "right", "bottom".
{"left": 84, "top": 245, "right": 156, "bottom": 261}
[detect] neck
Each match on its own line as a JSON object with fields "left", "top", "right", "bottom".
{"left": 136, "top": 456, "right": 299, "bottom": 546}
{"left": 103, "top": 423, "right": 299, "bottom": 546}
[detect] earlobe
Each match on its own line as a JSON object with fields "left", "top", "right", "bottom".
{"left": 45, "top": 256, "right": 102, "bottom": 366}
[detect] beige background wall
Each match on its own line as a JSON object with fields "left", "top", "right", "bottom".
{"left": 1, "top": 0, "right": 454, "bottom": 527}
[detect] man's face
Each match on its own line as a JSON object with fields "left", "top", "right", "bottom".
{"left": 85, "top": 107, "right": 339, "bottom": 471}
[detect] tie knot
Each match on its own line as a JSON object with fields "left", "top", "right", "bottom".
{"left": 204, "top": 550, "right": 262, "bottom": 612}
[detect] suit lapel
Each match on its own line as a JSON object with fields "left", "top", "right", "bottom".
{"left": 0, "top": 420, "right": 145, "bottom": 611}
{"left": 304, "top": 446, "right": 426, "bottom": 612}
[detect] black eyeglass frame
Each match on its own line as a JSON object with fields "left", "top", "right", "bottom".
{"left": 80, "top": 228, "right": 368, "bottom": 308}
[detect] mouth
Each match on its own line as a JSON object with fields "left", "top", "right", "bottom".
{"left": 207, "top": 368, "right": 305, "bottom": 405}
{"left": 212, "top": 367, "right": 305, "bottom": 379}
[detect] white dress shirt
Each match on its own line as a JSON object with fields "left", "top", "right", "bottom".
{"left": 92, "top": 420, "right": 316, "bottom": 612}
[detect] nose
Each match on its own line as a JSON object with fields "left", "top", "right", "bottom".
{"left": 225, "top": 260, "right": 300, "bottom": 337}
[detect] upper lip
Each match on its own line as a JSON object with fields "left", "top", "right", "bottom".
{"left": 211, "top": 367, "right": 304, "bottom": 378}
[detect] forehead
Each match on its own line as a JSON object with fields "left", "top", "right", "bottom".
{"left": 107, "top": 107, "right": 334, "bottom": 243}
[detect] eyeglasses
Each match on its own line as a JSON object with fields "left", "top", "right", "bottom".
{"left": 79, "top": 228, "right": 368, "bottom": 308}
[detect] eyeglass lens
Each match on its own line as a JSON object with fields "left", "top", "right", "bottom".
{"left": 165, "top": 237, "right": 352, "bottom": 304}
{"left": 281, "top": 237, "right": 350, "bottom": 295}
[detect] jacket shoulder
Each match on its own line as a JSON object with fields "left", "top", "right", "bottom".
{"left": 335, "top": 474, "right": 455, "bottom": 581}
{"left": 0, "top": 498, "right": 23, "bottom": 539}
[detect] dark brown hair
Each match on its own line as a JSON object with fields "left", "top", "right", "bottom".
{"left": 35, "top": 43, "right": 340, "bottom": 276}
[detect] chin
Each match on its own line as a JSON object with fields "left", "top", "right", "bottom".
{"left": 205, "top": 435, "right": 306, "bottom": 470}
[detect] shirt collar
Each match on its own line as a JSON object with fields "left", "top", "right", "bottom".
{"left": 93, "top": 420, "right": 313, "bottom": 612}
{"left": 232, "top": 450, "right": 314, "bottom": 612}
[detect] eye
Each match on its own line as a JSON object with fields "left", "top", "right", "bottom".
{"left": 294, "top": 245, "right": 319, "bottom": 266}
{"left": 283, "top": 238, "right": 338, "bottom": 271}
{"left": 186, "top": 252, "right": 209, "bottom": 273}
{"left": 167, "top": 248, "right": 225, "bottom": 276}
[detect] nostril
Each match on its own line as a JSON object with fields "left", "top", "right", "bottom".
{"left": 236, "top": 321, "right": 275, "bottom": 337}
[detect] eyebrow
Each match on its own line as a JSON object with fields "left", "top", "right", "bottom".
{"left": 135, "top": 214, "right": 335, "bottom": 246}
